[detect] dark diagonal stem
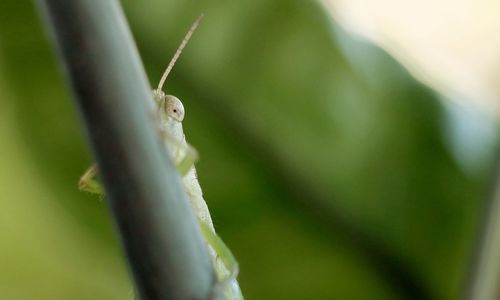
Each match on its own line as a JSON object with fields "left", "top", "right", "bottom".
{"left": 36, "top": 1, "right": 216, "bottom": 299}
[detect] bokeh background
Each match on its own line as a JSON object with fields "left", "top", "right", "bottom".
{"left": 0, "top": 0, "right": 498, "bottom": 299}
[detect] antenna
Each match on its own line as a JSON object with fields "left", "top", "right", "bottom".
{"left": 157, "top": 14, "right": 204, "bottom": 91}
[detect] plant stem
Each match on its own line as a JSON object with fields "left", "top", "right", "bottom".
{"left": 464, "top": 161, "right": 500, "bottom": 300}
{"left": 36, "top": 0, "right": 216, "bottom": 299}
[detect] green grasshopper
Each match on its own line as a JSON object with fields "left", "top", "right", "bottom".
{"left": 78, "top": 15, "right": 243, "bottom": 300}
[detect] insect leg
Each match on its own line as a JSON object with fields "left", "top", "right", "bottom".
{"left": 176, "top": 142, "right": 199, "bottom": 176}
{"left": 159, "top": 129, "right": 199, "bottom": 176}
{"left": 199, "top": 222, "right": 243, "bottom": 300}
{"left": 78, "top": 164, "right": 104, "bottom": 195}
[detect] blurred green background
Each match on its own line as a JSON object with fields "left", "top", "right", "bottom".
{"left": 0, "top": 0, "right": 497, "bottom": 299}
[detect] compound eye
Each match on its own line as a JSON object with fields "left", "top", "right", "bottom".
{"left": 164, "top": 95, "right": 185, "bottom": 122}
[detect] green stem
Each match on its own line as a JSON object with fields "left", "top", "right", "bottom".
{"left": 464, "top": 162, "right": 500, "bottom": 300}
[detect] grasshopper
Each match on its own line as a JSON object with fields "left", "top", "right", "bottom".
{"left": 79, "top": 15, "right": 243, "bottom": 300}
